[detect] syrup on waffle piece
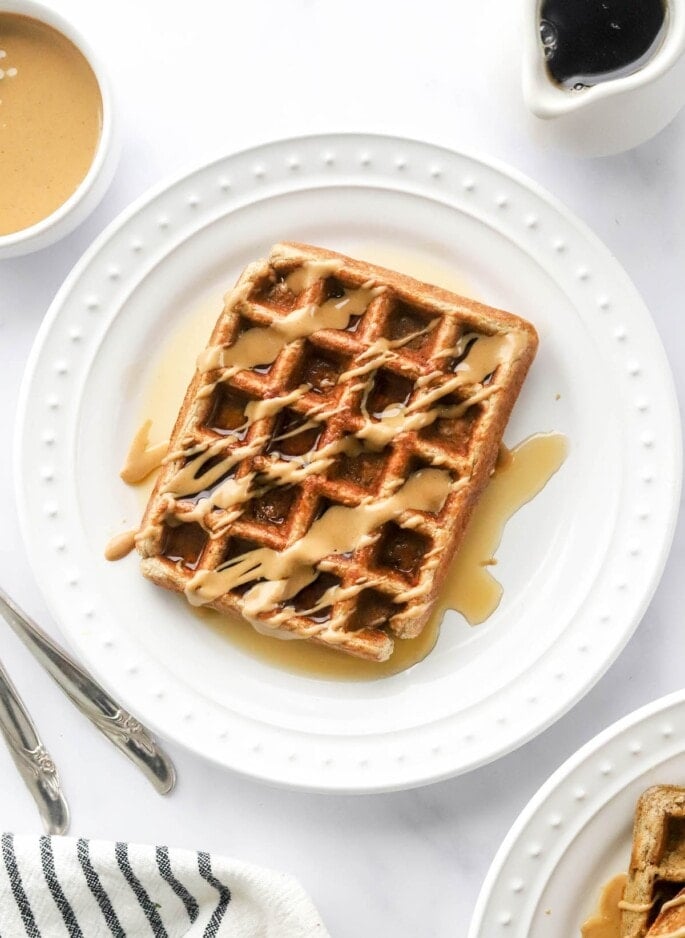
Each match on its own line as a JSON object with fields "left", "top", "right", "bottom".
{"left": 136, "top": 243, "right": 538, "bottom": 661}
{"left": 621, "top": 786, "right": 685, "bottom": 937}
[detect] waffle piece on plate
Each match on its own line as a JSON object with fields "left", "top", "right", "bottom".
{"left": 136, "top": 243, "right": 538, "bottom": 661}
{"left": 622, "top": 785, "right": 685, "bottom": 937}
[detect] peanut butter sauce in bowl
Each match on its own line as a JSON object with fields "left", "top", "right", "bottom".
{"left": 0, "top": 0, "right": 118, "bottom": 258}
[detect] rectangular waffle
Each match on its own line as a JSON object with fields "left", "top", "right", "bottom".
{"left": 136, "top": 243, "right": 538, "bottom": 661}
{"left": 621, "top": 785, "right": 685, "bottom": 937}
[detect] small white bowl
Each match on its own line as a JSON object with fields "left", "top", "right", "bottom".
{"left": 0, "top": 0, "right": 119, "bottom": 258}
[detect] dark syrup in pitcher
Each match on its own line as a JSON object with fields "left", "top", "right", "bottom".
{"left": 540, "top": 0, "right": 667, "bottom": 89}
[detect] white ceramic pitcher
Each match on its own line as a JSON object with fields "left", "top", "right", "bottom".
{"left": 522, "top": 0, "right": 685, "bottom": 155}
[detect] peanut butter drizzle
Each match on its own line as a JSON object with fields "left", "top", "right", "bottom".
{"left": 120, "top": 419, "right": 169, "bottom": 484}
{"left": 244, "top": 387, "right": 308, "bottom": 422}
{"left": 162, "top": 441, "right": 353, "bottom": 543}
{"left": 440, "top": 331, "right": 525, "bottom": 379}
{"left": 357, "top": 385, "right": 498, "bottom": 451}
{"left": 162, "top": 436, "right": 266, "bottom": 498}
{"left": 104, "top": 529, "right": 137, "bottom": 561}
{"left": 185, "top": 469, "right": 452, "bottom": 617}
{"left": 284, "top": 259, "right": 343, "bottom": 292}
{"left": 581, "top": 873, "right": 627, "bottom": 938}
{"left": 660, "top": 895, "right": 685, "bottom": 914}
{"left": 163, "top": 431, "right": 363, "bottom": 519}
{"left": 427, "top": 432, "right": 568, "bottom": 627}
{"left": 338, "top": 321, "right": 439, "bottom": 383}
{"left": 197, "top": 283, "right": 385, "bottom": 376}
{"left": 346, "top": 329, "right": 522, "bottom": 451}
{"left": 618, "top": 900, "right": 655, "bottom": 912}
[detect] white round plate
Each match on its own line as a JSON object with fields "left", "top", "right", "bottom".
{"left": 469, "top": 689, "right": 685, "bottom": 936}
{"left": 15, "top": 134, "right": 680, "bottom": 793}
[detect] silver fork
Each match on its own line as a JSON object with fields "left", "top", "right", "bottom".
{"left": 0, "top": 587, "right": 175, "bottom": 831}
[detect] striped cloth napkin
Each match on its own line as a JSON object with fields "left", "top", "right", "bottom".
{"left": 0, "top": 833, "right": 329, "bottom": 937}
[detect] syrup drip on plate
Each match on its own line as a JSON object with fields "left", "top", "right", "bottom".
{"left": 433, "top": 432, "right": 568, "bottom": 627}
{"left": 581, "top": 873, "right": 627, "bottom": 938}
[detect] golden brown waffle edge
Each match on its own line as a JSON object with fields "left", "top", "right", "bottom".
{"left": 135, "top": 242, "right": 538, "bottom": 661}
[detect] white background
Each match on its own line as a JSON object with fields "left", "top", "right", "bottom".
{"left": 1, "top": 1, "right": 684, "bottom": 935}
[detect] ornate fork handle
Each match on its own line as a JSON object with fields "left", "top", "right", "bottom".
{"left": 0, "top": 588, "right": 175, "bottom": 795}
{"left": 0, "top": 659, "right": 69, "bottom": 834}
{"left": 89, "top": 709, "right": 160, "bottom": 759}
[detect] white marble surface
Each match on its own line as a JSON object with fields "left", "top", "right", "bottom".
{"left": 1, "top": 1, "right": 684, "bottom": 935}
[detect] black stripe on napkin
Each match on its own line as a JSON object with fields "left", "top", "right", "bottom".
{"left": 2, "top": 833, "right": 39, "bottom": 938}
{"left": 198, "top": 851, "right": 231, "bottom": 937}
{"left": 115, "top": 842, "right": 168, "bottom": 938}
{"left": 156, "top": 845, "right": 199, "bottom": 922}
{"left": 40, "top": 835, "right": 84, "bottom": 938}
{"left": 77, "top": 838, "right": 126, "bottom": 938}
